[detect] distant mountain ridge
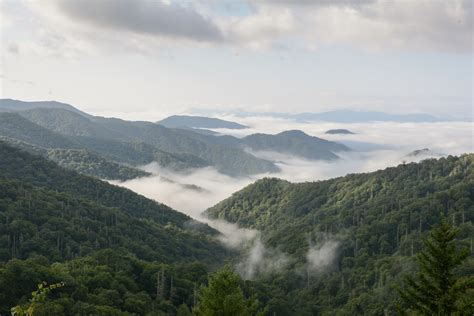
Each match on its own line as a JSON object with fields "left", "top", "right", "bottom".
{"left": 158, "top": 115, "right": 248, "bottom": 129}
{"left": 191, "top": 108, "right": 458, "bottom": 122}
{"left": 293, "top": 110, "right": 446, "bottom": 123}
{"left": 0, "top": 98, "right": 90, "bottom": 117}
{"left": 0, "top": 100, "right": 278, "bottom": 176}
{"left": 0, "top": 99, "right": 352, "bottom": 177}
{"left": 240, "top": 130, "right": 349, "bottom": 160}
{"left": 325, "top": 129, "right": 355, "bottom": 134}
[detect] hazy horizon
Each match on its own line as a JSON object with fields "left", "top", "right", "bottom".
{"left": 1, "top": 0, "right": 472, "bottom": 119}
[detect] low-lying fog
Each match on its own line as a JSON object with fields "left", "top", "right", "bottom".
{"left": 111, "top": 118, "right": 472, "bottom": 279}
{"left": 112, "top": 119, "right": 472, "bottom": 216}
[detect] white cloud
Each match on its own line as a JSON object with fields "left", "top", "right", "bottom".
{"left": 227, "top": 0, "right": 472, "bottom": 53}
{"left": 53, "top": 0, "right": 222, "bottom": 42}
{"left": 2, "top": 0, "right": 471, "bottom": 56}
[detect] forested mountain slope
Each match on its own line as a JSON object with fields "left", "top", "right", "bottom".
{"left": 206, "top": 155, "right": 474, "bottom": 315}
{"left": 1, "top": 100, "right": 353, "bottom": 176}
{"left": 12, "top": 107, "right": 278, "bottom": 176}
{"left": 0, "top": 142, "right": 228, "bottom": 314}
{"left": 0, "top": 99, "right": 89, "bottom": 117}
{"left": 0, "top": 112, "right": 78, "bottom": 149}
{"left": 46, "top": 149, "right": 151, "bottom": 180}
{"left": 0, "top": 112, "right": 211, "bottom": 177}
{"left": 241, "top": 130, "right": 349, "bottom": 160}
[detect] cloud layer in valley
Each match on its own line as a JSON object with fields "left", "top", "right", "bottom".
{"left": 111, "top": 118, "right": 472, "bottom": 278}
{"left": 113, "top": 119, "right": 473, "bottom": 215}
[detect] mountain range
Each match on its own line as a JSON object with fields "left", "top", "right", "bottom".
{"left": 191, "top": 108, "right": 458, "bottom": 123}
{"left": 0, "top": 99, "right": 349, "bottom": 178}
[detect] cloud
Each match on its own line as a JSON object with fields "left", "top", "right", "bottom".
{"left": 226, "top": 0, "right": 473, "bottom": 53}
{"left": 3, "top": 0, "right": 471, "bottom": 56}
{"left": 7, "top": 42, "right": 19, "bottom": 55}
{"left": 306, "top": 240, "right": 340, "bottom": 272}
{"left": 112, "top": 120, "right": 472, "bottom": 213}
{"left": 53, "top": 0, "right": 222, "bottom": 42}
{"left": 236, "top": 238, "right": 290, "bottom": 280}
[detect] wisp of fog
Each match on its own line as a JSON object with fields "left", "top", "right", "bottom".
{"left": 111, "top": 118, "right": 473, "bottom": 278}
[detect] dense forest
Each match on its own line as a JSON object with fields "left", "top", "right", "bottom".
{"left": 206, "top": 154, "right": 474, "bottom": 315}
{"left": 0, "top": 142, "right": 229, "bottom": 314}
{"left": 1, "top": 138, "right": 472, "bottom": 314}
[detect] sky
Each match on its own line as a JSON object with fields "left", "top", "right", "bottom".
{"left": 0, "top": 0, "right": 472, "bottom": 120}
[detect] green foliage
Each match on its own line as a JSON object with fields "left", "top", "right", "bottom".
{"left": 0, "top": 142, "right": 228, "bottom": 314}
{"left": 11, "top": 281, "right": 65, "bottom": 316}
{"left": 2, "top": 252, "right": 210, "bottom": 315}
{"left": 397, "top": 219, "right": 474, "bottom": 315}
{"left": 193, "top": 265, "right": 264, "bottom": 316}
{"left": 46, "top": 148, "right": 150, "bottom": 180}
{"left": 177, "top": 303, "right": 193, "bottom": 316}
{"left": 0, "top": 142, "right": 218, "bottom": 231}
{"left": 206, "top": 155, "right": 474, "bottom": 315}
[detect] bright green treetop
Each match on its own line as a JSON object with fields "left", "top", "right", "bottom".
{"left": 398, "top": 219, "right": 473, "bottom": 315}
{"left": 193, "top": 265, "right": 263, "bottom": 316}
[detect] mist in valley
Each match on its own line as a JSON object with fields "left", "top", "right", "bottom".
{"left": 110, "top": 118, "right": 473, "bottom": 279}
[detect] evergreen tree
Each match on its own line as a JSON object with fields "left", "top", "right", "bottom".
{"left": 398, "top": 219, "right": 473, "bottom": 315}
{"left": 193, "top": 265, "right": 262, "bottom": 316}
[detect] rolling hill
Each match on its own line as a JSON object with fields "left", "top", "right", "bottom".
{"left": 240, "top": 130, "right": 350, "bottom": 160}
{"left": 205, "top": 155, "right": 474, "bottom": 315}
{"left": 9, "top": 107, "right": 278, "bottom": 176}
{"left": 1, "top": 99, "right": 356, "bottom": 176}
{"left": 0, "top": 142, "right": 229, "bottom": 314}
{"left": 0, "top": 98, "right": 90, "bottom": 117}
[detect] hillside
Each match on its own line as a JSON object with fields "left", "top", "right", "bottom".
{"left": 46, "top": 149, "right": 151, "bottom": 180}
{"left": 205, "top": 155, "right": 474, "bottom": 314}
{"left": 0, "top": 99, "right": 90, "bottom": 117}
{"left": 158, "top": 115, "right": 248, "bottom": 129}
{"left": 1, "top": 102, "right": 356, "bottom": 176}
{"left": 0, "top": 136, "right": 151, "bottom": 180}
{"left": 0, "top": 113, "right": 206, "bottom": 179}
{"left": 0, "top": 142, "right": 228, "bottom": 314}
{"left": 0, "top": 112, "right": 223, "bottom": 176}
{"left": 241, "top": 130, "right": 350, "bottom": 160}
{"left": 0, "top": 112, "right": 78, "bottom": 149}
{"left": 10, "top": 107, "right": 278, "bottom": 176}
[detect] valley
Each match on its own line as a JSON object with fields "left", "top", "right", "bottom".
{"left": 0, "top": 98, "right": 472, "bottom": 315}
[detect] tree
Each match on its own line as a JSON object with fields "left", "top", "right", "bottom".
{"left": 177, "top": 303, "right": 192, "bottom": 316}
{"left": 397, "top": 219, "right": 473, "bottom": 315}
{"left": 11, "top": 281, "right": 65, "bottom": 316}
{"left": 193, "top": 265, "right": 262, "bottom": 316}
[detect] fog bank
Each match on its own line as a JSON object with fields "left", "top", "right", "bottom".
{"left": 111, "top": 119, "right": 472, "bottom": 278}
